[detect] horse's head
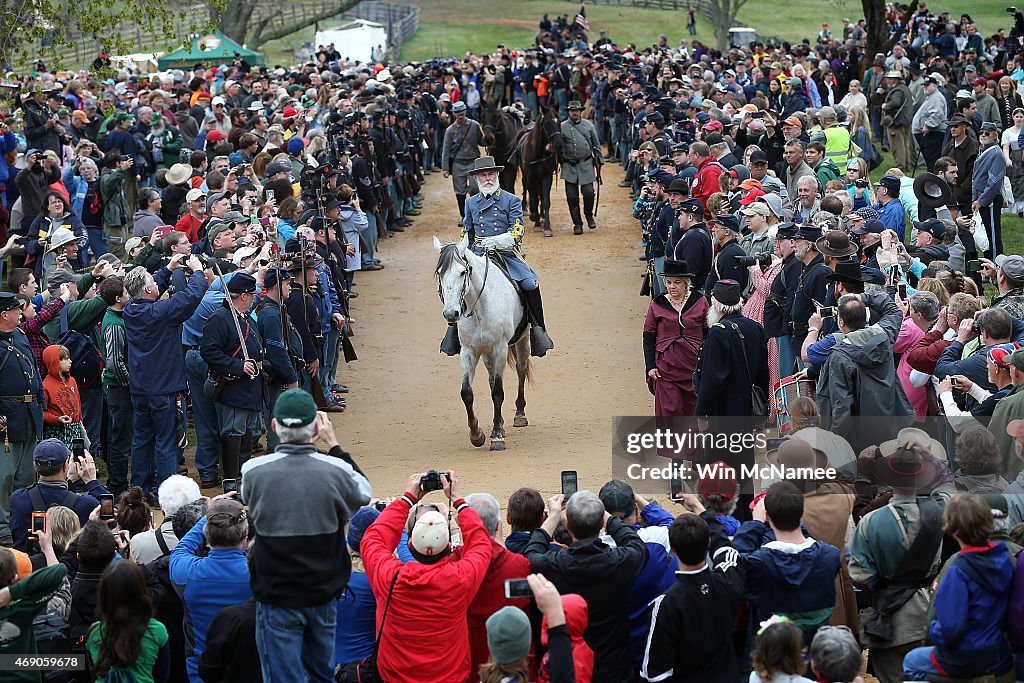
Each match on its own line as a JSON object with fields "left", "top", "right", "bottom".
{"left": 480, "top": 99, "right": 498, "bottom": 146}
{"left": 540, "top": 107, "right": 563, "bottom": 156}
{"left": 434, "top": 235, "right": 473, "bottom": 322}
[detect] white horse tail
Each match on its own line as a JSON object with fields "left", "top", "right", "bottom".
{"left": 508, "top": 343, "right": 533, "bottom": 385}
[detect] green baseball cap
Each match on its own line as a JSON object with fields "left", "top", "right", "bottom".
{"left": 274, "top": 389, "right": 317, "bottom": 427}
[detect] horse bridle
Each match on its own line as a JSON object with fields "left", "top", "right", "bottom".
{"left": 437, "top": 246, "right": 491, "bottom": 319}
{"left": 520, "top": 115, "right": 563, "bottom": 166}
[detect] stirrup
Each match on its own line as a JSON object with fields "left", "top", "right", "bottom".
{"left": 530, "top": 326, "right": 554, "bottom": 357}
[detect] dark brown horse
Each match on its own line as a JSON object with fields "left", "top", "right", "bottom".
{"left": 517, "top": 107, "right": 562, "bottom": 237}
{"left": 480, "top": 99, "right": 522, "bottom": 193}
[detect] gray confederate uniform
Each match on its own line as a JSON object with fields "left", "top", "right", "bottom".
{"left": 441, "top": 109, "right": 484, "bottom": 216}
{"left": 559, "top": 109, "right": 602, "bottom": 232}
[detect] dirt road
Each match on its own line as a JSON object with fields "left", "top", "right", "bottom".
{"left": 330, "top": 164, "right": 655, "bottom": 504}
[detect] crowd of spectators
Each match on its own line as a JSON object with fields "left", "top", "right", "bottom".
{"left": 6, "top": 2, "right": 1024, "bottom": 682}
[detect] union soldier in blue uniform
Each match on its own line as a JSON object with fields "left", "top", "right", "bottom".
{"left": 256, "top": 268, "right": 303, "bottom": 450}
{"left": 0, "top": 292, "right": 44, "bottom": 545}
{"left": 440, "top": 156, "right": 555, "bottom": 358}
{"left": 705, "top": 214, "right": 750, "bottom": 295}
{"left": 201, "top": 272, "right": 267, "bottom": 480}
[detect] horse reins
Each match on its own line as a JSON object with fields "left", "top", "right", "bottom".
{"left": 437, "top": 245, "right": 491, "bottom": 319}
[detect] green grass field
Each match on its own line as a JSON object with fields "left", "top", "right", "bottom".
{"left": 258, "top": 1, "right": 1019, "bottom": 65}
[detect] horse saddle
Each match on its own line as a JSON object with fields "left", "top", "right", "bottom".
{"left": 483, "top": 251, "right": 530, "bottom": 345}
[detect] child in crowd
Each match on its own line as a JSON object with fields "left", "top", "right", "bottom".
{"left": 41, "top": 343, "right": 85, "bottom": 448}
{"left": 750, "top": 617, "right": 814, "bottom": 683}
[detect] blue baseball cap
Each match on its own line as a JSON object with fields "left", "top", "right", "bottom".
{"left": 34, "top": 439, "right": 70, "bottom": 467}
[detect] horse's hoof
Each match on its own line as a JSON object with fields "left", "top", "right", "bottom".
{"left": 513, "top": 416, "right": 528, "bottom": 427}
{"left": 471, "top": 432, "right": 486, "bottom": 448}
{"left": 490, "top": 439, "right": 506, "bottom": 451}
{"left": 544, "top": 229, "right": 553, "bottom": 237}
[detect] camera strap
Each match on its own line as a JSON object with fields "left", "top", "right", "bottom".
{"left": 373, "top": 571, "right": 401, "bottom": 656}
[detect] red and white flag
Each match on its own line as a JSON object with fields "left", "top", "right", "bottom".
{"left": 574, "top": 5, "right": 589, "bottom": 32}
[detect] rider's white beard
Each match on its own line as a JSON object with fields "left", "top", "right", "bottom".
{"left": 479, "top": 180, "right": 499, "bottom": 195}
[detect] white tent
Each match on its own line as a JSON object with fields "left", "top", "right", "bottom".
{"left": 315, "top": 19, "right": 388, "bottom": 64}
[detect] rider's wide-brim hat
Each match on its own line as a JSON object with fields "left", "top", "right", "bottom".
{"left": 468, "top": 156, "right": 504, "bottom": 174}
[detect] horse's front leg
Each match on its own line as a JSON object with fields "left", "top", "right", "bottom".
{"left": 460, "top": 347, "right": 486, "bottom": 448}
{"left": 483, "top": 349, "right": 506, "bottom": 451}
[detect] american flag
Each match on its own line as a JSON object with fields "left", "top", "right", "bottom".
{"left": 574, "top": 5, "right": 589, "bottom": 32}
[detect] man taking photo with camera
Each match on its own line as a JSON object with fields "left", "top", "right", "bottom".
{"left": 242, "top": 389, "right": 371, "bottom": 683}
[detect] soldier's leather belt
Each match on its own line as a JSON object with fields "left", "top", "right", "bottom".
{"left": 0, "top": 395, "right": 33, "bottom": 403}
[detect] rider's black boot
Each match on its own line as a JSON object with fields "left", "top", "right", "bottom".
{"left": 440, "top": 323, "right": 461, "bottom": 356}
{"left": 522, "top": 288, "right": 554, "bottom": 357}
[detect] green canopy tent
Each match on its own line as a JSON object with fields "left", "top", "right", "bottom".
{"left": 157, "top": 32, "right": 265, "bottom": 70}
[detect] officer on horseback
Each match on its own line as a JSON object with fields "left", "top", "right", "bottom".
{"left": 440, "top": 156, "right": 555, "bottom": 358}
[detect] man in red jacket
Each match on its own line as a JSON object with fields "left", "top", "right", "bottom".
{"left": 689, "top": 141, "right": 725, "bottom": 219}
{"left": 460, "top": 492, "right": 532, "bottom": 677}
{"left": 360, "top": 471, "right": 491, "bottom": 683}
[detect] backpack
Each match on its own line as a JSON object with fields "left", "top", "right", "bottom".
{"left": 33, "top": 612, "right": 79, "bottom": 683}
{"left": 55, "top": 306, "right": 103, "bottom": 386}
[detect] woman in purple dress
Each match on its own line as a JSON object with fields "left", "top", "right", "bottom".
{"left": 643, "top": 259, "right": 709, "bottom": 416}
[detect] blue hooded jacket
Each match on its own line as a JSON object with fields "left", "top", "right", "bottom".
{"left": 734, "top": 520, "right": 840, "bottom": 634}
{"left": 931, "top": 542, "right": 1014, "bottom": 678}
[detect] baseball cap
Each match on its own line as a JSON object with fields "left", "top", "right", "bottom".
{"left": 989, "top": 343, "right": 1021, "bottom": 371}
{"left": 410, "top": 509, "right": 450, "bottom": 556}
{"left": 996, "top": 254, "right": 1024, "bottom": 281}
{"left": 266, "top": 160, "right": 292, "bottom": 177}
{"left": 33, "top": 439, "right": 70, "bottom": 467}
{"left": 206, "top": 497, "right": 246, "bottom": 527}
{"left": 852, "top": 218, "right": 886, "bottom": 235}
{"left": 739, "top": 187, "right": 766, "bottom": 206}
{"left": 748, "top": 151, "right": 768, "bottom": 165}
{"left": 232, "top": 245, "right": 260, "bottom": 265}
{"left": 347, "top": 506, "right": 381, "bottom": 554}
{"left": 273, "top": 388, "right": 317, "bottom": 427}
{"left": 186, "top": 188, "right": 206, "bottom": 203}
{"left": 599, "top": 480, "right": 635, "bottom": 515}
{"left": 850, "top": 206, "right": 880, "bottom": 222}
{"left": 783, "top": 116, "right": 802, "bottom": 128}
{"left": 697, "top": 461, "right": 737, "bottom": 500}
{"left": 740, "top": 201, "right": 770, "bottom": 217}
{"left": 211, "top": 95, "right": 225, "bottom": 106}
{"left": 876, "top": 175, "right": 901, "bottom": 195}
{"left": 913, "top": 218, "right": 946, "bottom": 240}
{"left": 124, "top": 236, "right": 144, "bottom": 254}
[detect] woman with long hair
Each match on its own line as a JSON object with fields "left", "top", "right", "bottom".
{"left": 86, "top": 561, "right": 169, "bottom": 682}
{"left": 847, "top": 106, "right": 878, "bottom": 171}
{"left": 1003, "top": 108, "right": 1024, "bottom": 216}
{"left": 996, "top": 76, "right": 1024, "bottom": 130}
{"left": 845, "top": 157, "right": 875, "bottom": 210}
{"left": 25, "top": 191, "right": 87, "bottom": 279}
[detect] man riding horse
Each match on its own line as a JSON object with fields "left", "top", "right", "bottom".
{"left": 440, "top": 156, "right": 555, "bottom": 358}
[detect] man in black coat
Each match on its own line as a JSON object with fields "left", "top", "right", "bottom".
{"left": 704, "top": 214, "right": 749, "bottom": 295}
{"left": 667, "top": 196, "right": 713, "bottom": 289}
{"left": 789, "top": 224, "right": 831, "bottom": 360}
{"left": 525, "top": 490, "right": 648, "bottom": 683}
{"left": 695, "top": 280, "right": 770, "bottom": 417}
{"left": 200, "top": 272, "right": 267, "bottom": 480}
{"left": 763, "top": 223, "right": 802, "bottom": 378}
